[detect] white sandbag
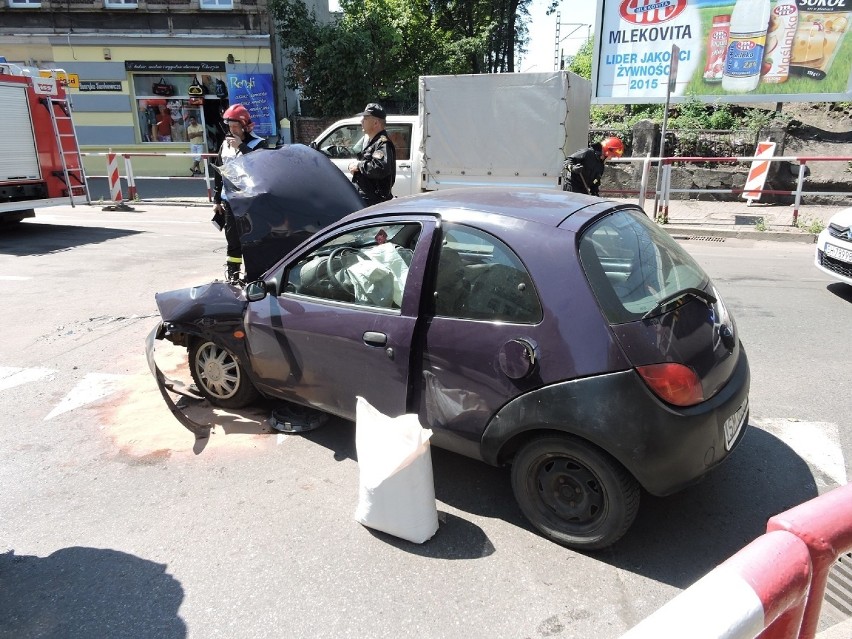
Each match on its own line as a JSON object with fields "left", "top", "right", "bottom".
{"left": 354, "top": 396, "right": 439, "bottom": 544}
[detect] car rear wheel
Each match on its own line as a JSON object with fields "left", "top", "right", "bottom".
{"left": 188, "top": 339, "right": 259, "bottom": 409}
{"left": 511, "top": 435, "right": 640, "bottom": 550}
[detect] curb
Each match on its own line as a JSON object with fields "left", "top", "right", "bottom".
{"left": 662, "top": 225, "right": 817, "bottom": 244}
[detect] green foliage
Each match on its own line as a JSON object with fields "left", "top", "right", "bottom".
{"left": 795, "top": 218, "right": 825, "bottom": 234}
{"left": 754, "top": 217, "right": 767, "bottom": 232}
{"left": 270, "top": 0, "right": 534, "bottom": 116}
{"left": 566, "top": 37, "right": 593, "bottom": 79}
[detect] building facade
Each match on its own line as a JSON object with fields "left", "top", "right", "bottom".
{"left": 1, "top": 0, "right": 330, "bottom": 176}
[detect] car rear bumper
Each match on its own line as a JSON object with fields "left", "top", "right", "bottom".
{"left": 482, "top": 346, "right": 751, "bottom": 496}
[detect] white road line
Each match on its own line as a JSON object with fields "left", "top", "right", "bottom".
{"left": 44, "top": 373, "right": 129, "bottom": 421}
{"left": 0, "top": 366, "right": 56, "bottom": 391}
{"left": 756, "top": 418, "right": 847, "bottom": 486}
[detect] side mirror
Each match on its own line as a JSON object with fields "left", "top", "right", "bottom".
{"left": 245, "top": 280, "right": 269, "bottom": 302}
{"left": 309, "top": 140, "right": 319, "bottom": 150}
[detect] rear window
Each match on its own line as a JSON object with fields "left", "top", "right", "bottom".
{"left": 578, "top": 209, "right": 709, "bottom": 324}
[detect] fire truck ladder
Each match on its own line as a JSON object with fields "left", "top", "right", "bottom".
{"left": 41, "top": 91, "right": 90, "bottom": 208}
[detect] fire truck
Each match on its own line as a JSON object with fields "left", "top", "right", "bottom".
{"left": 0, "top": 63, "right": 89, "bottom": 224}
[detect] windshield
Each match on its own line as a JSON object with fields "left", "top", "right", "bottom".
{"left": 578, "top": 209, "right": 709, "bottom": 324}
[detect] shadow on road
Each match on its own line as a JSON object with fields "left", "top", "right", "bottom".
{"left": 0, "top": 223, "right": 142, "bottom": 257}
{"left": 827, "top": 282, "right": 852, "bottom": 303}
{"left": 0, "top": 547, "right": 186, "bottom": 638}
{"left": 167, "top": 397, "right": 819, "bottom": 580}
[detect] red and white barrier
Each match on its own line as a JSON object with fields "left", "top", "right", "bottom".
{"left": 742, "top": 141, "right": 777, "bottom": 202}
{"left": 620, "top": 531, "right": 811, "bottom": 639}
{"left": 106, "top": 151, "right": 123, "bottom": 203}
{"left": 767, "top": 483, "right": 852, "bottom": 639}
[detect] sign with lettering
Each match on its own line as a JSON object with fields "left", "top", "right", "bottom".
{"left": 125, "top": 61, "right": 226, "bottom": 73}
{"left": 226, "top": 72, "right": 277, "bottom": 138}
{"left": 40, "top": 70, "right": 79, "bottom": 89}
{"left": 593, "top": 0, "right": 852, "bottom": 103}
{"left": 79, "top": 81, "right": 123, "bottom": 92}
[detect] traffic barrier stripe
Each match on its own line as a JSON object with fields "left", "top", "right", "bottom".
{"left": 620, "top": 531, "right": 811, "bottom": 639}
{"left": 743, "top": 142, "right": 777, "bottom": 201}
{"left": 106, "top": 152, "right": 123, "bottom": 203}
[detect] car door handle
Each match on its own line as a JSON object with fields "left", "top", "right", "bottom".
{"left": 363, "top": 331, "right": 387, "bottom": 346}
{"left": 399, "top": 163, "right": 411, "bottom": 169}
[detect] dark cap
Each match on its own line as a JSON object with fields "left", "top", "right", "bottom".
{"left": 356, "top": 103, "right": 386, "bottom": 119}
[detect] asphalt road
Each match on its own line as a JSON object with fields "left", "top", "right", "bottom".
{"left": 0, "top": 203, "right": 849, "bottom": 638}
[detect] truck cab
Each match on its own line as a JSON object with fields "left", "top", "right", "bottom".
{"left": 312, "top": 115, "right": 419, "bottom": 198}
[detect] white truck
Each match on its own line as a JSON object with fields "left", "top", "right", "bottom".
{"left": 312, "top": 71, "right": 592, "bottom": 197}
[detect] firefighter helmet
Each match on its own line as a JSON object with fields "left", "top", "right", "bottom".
{"left": 222, "top": 104, "right": 254, "bottom": 132}
{"left": 601, "top": 136, "right": 625, "bottom": 158}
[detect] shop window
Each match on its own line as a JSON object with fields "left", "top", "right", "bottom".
{"left": 8, "top": 0, "right": 42, "bottom": 6}
{"left": 199, "top": 0, "right": 233, "bottom": 9}
{"left": 132, "top": 73, "right": 227, "bottom": 146}
{"left": 104, "top": 0, "right": 137, "bottom": 7}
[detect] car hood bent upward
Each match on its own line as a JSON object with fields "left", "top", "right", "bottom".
{"left": 220, "top": 144, "right": 365, "bottom": 280}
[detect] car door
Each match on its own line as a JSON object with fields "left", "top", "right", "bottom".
{"left": 414, "top": 223, "right": 546, "bottom": 459}
{"left": 314, "top": 121, "right": 414, "bottom": 198}
{"left": 243, "top": 217, "right": 437, "bottom": 420}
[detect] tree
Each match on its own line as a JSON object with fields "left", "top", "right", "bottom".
{"left": 269, "top": 0, "right": 538, "bottom": 116}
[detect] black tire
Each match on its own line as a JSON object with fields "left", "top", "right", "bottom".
{"left": 511, "top": 435, "right": 640, "bottom": 550}
{"left": 188, "top": 339, "right": 260, "bottom": 409}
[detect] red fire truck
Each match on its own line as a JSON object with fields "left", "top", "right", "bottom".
{"left": 0, "top": 64, "right": 89, "bottom": 224}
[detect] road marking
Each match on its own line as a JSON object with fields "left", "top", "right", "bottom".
{"left": 756, "top": 418, "right": 847, "bottom": 486}
{"left": 44, "top": 373, "right": 130, "bottom": 421}
{"left": 0, "top": 366, "right": 56, "bottom": 391}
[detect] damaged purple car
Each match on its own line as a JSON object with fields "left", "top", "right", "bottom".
{"left": 148, "top": 146, "right": 750, "bottom": 550}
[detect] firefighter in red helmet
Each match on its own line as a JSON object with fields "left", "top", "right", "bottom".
{"left": 212, "top": 103, "right": 267, "bottom": 284}
{"left": 563, "top": 136, "right": 624, "bottom": 196}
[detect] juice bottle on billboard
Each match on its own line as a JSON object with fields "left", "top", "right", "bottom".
{"left": 762, "top": 0, "right": 799, "bottom": 83}
{"left": 704, "top": 14, "right": 731, "bottom": 82}
{"left": 722, "top": 0, "right": 772, "bottom": 92}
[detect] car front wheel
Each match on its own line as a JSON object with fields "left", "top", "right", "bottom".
{"left": 511, "top": 435, "right": 640, "bottom": 550}
{"left": 188, "top": 339, "right": 259, "bottom": 409}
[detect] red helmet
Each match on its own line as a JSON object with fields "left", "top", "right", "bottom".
{"left": 601, "top": 136, "right": 625, "bottom": 158}
{"left": 222, "top": 104, "right": 254, "bottom": 132}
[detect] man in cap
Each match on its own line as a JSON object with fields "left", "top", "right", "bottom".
{"left": 348, "top": 103, "right": 396, "bottom": 206}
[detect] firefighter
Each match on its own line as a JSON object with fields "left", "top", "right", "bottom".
{"left": 563, "top": 136, "right": 625, "bottom": 196}
{"left": 212, "top": 104, "right": 267, "bottom": 283}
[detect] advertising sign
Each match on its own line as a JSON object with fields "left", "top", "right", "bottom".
{"left": 593, "top": 0, "right": 852, "bottom": 103}
{"left": 227, "top": 72, "right": 277, "bottom": 138}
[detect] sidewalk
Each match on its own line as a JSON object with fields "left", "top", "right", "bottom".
{"left": 609, "top": 196, "right": 844, "bottom": 244}
{"left": 134, "top": 193, "right": 845, "bottom": 244}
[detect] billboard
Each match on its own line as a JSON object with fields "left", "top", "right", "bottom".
{"left": 593, "top": 0, "right": 852, "bottom": 103}
{"left": 226, "top": 72, "right": 278, "bottom": 138}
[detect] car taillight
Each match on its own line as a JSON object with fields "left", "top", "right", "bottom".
{"left": 636, "top": 363, "right": 704, "bottom": 407}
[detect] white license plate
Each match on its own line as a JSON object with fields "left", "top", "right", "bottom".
{"left": 723, "top": 398, "right": 748, "bottom": 451}
{"left": 825, "top": 242, "right": 852, "bottom": 264}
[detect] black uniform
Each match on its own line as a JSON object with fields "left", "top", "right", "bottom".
{"left": 212, "top": 132, "right": 267, "bottom": 275}
{"left": 564, "top": 142, "right": 605, "bottom": 196}
{"left": 352, "top": 130, "right": 396, "bottom": 206}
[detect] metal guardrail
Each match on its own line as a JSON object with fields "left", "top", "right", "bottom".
{"left": 606, "top": 155, "right": 852, "bottom": 225}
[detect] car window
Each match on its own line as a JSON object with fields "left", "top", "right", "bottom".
{"left": 578, "top": 208, "right": 709, "bottom": 324}
{"left": 385, "top": 124, "right": 412, "bottom": 161}
{"left": 433, "top": 224, "right": 542, "bottom": 323}
{"left": 316, "top": 125, "right": 363, "bottom": 159}
{"left": 284, "top": 223, "right": 420, "bottom": 310}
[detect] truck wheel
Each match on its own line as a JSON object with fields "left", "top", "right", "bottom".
{"left": 188, "top": 339, "right": 259, "bottom": 409}
{"left": 511, "top": 435, "right": 640, "bottom": 550}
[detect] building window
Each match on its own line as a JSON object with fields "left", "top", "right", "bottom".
{"left": 8, "top": 0, "right": 42, "bottom": 7}
{"left": 199, "top": 0, "right": 233, "bottom": 9}
{"left": 104, "top": 0, "right": 138, "bottom": 8}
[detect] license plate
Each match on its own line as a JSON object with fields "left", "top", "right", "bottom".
{"left": 723, "top": 398, "right": 748, "bottom": 451}
{"left": 825, "top": 242, "right": 852, "bottom": 264}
